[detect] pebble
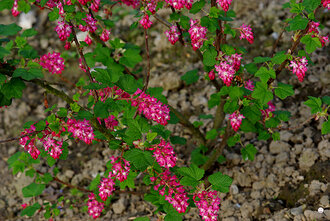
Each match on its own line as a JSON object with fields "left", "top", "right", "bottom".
{"left": 269, "top": 141, "right": 290, "bottom": 154}
{"left": 276, "top": 152, "right": 288, "bottom": 164}
{"left": 304, "top": 209, "right": 324, "bottom": 220}
{"left": 230, "top": 184, "right": 239, "bottom": 195}
{"left": 112, "top": 198, "right": 126, "bottom": 214}
{"left": 290, "top": 205, "right": 304, "bottom": 216}
{"left": 299, "top": 148, "right": 319, "bottom": 170}
{"left": 318, "top": 140, "right": 330, "bottom": 159}
{"left": 65, "top": 170, "right": 74, "bottom": 179}
{"left": 320, "top": 195, "right": 329, "bottom": 207}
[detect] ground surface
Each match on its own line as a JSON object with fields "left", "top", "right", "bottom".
{"left": 0, "top": 1, "right": 330, "bottom": 220}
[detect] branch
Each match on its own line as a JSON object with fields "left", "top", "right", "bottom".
{"left": 143, "top": 29, "right": 151, "bottom": 92}
{"left": 277, "top": 114, "right": 316, "bottom": 131}
{"left": 170, "top": 6, "right": 185, "bottom": 46}
{"left": 0, "top": 131, "right": 39, "bottom": 144}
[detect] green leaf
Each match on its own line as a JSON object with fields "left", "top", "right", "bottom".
{"left": 147, "top": 132, "right": 157, "bottom": 142}
{"left": 221, "top": 44, "right": 236, "bottom": 55}
{"left": 19, "top": 45, "right": 38, "bottom": 59}
{"left": 89, "top": 174, "right": 100, "bottom": 191}
{"left": 124, "top": 149, "right": 154, "bottom": 171}
{"left": 275, "top": 82, "right": 294, "bottom": 99}
{"left": 227, "top": 134, "right": 240, "bottom": 147}
{"left": 253, "top": 56, "right": 271, "bottom": 63}
{"left": 208, "top": 172, "right": 233, "bottom": 193}
{"left": 17, "top": 0, "right": 30, "bottom": 13}
{"left": 322, "top": 96, "right": 330, "bottom": 105}
{"left": 180, "top": 176, "right": 199, "bottom": 187}
{"left": 302, "top": 0, "right": 321, "bottom": 12}
{"left": 22, "top": 183, "right": 45, "bottom": 197}
{"left": 179, "top": 15, "right": 190, "bottom": 30}
{"left": 42, "top": 172, "right": 53, "bottom": 184}
{"left": 13, "top": 68, "right": 43, "bottom": 80}
{"left": 181, "top": 69, "right": 199, "bottom": 85}
{"left": 205, "top": 129, "right": 217, "bottom": 140}
{"left": 46, "top": 156, "right": 56, "bottom": 167}
{"left": 110, "top": 38, "right": 125, "bottom": 49}
{"left": 304, "top": 96, "right": 322, "bottom": 114}
{"left": 134, "top": 217, "right": 150, "bottom": 221}
{"left": 35, "top": 120, "right": 46, "bottom": 131}
{"left": 245, "top": 63, "right": 258, "bottom": 74}
{"left": 274, "top": 110, "right": 291, "bottom": 122}
{"left": 177, "top": 164, "right": 204, "bottom": 181}
{"left": 94, "top": 101, "right": 109, "bottom": 119}
{"left": 21, "top": 28, "right": 38, "bottom": 37}
{"left": 116, "top": 75, "right": 139, "bottom": 94}
{"left": 300, "top": 35, "right": 322, "bottom": 53}
{"left": 170, "top": 136, "right": 187, "bottom": 145}
{"left": 271, "top": 52, "right": 287, "bottom": 64}
{"left": 223, "top": 98, "right": 239, "bottom": 113}
{"left": 0, "top": 23, "right": 22, "bottom": 36}
{"left": 70, "top": 102, "right": 80, "bottom": 112}
{"left": 321, "top": 120, "right": 330, "bottom": 134}
{"left": 229, "top": 86, "right": 244, "bottom": 100}
{"left": 76, "top": 110, "right": 93, "bottom": 120}
{"left": 252, "top": 82, "right": 273, "bottom": 105}
{"left": 48, "top": 7, "right": 59, "bottom": 21}
{"left": 0, "top": 0, "right": 14, "bottom": 10}
{"left": 190, "top": 0, "right": 205, "bottom": 14}
{"left": 119, "top": 171, "right": 136, "bottom": 189}
{"left": 208, "top": 92, "right": 221, "bottom": 109}
{"left": 119, "top": 48, "right": 142, "bottom": 68}
{"left": 20, "top": 203, "right": 41, "bottom": 217}
{"left": 203, "top": 47, "right": 217, "bottom": 67}
{"left": 287, "top": 15, "right": 309, "bottom": 31}
{"left": 57, "top": 108, "right": 68, "bottom": 117}
{"left": 0, "top": 46, "right": 10, "bottom": 58}
{"left": 209, "top": 6, "right": 221, "bottom": 18}
{"left": 241, "top": 144, "right": 257, "bottom": 161}
{"left": 241, "top": 105, "right": 261, "bottom": 124}
{"left": 1, "top": 78, "right": 26, "bottom": 99}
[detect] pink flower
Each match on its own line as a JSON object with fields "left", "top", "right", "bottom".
{"left": 193, "top": 190, "right": 221, "bottom": 221}
{"left": 20, "top": 126, "right": 40, "bottom": 159}
{"left": 42, "top": 136, "right": 63, "bottom": 159}
{"left": 80, "top": 14, "right": 97, "bottom": 33}
{"left": 109, "top": 156, "right": 130, "bottom": 182}
{"left": 85, "top": 35, "right": 92, "bottom": 45}
{"left": 131, "top": 89, "right": 170, "bottom": 126}
{"left": 244, "top": 79, "right": 254, "bottom": 91}
{"left": 165, "top": 25, "right": 180, "bottom": 45}
{"left": 21, "top": 203, "right": 28, "bottom": 209}
{"left": 189, "top": 19, "right": 207, "bottom": 50}
{"left": 224, "top": 53, "right": 242, "bottom": 71}
{"left": 229, "top": 112, "right": 245, "bottom": 132}
{"left": 64, "top": 41, "right": 71, "bottom": 50}
{"left": 121, "top": 0, "right": 140, "bottom": 8}
{"left": 320, "top": 35, "right": 329, "bottom": 47}
{"left": 288, "top": 56, "right": 308, "bottom": 82}
{"left": 100, "top": 29, "right": 110, "bottom": 42}
{"left": 67, "top": 118, "right": 95, "bottom": 144}
{"left": 322, "top": 0, "right": 330, "bottom": 9}
{"left": 87, "top": 193, "right": 104, "bottom": 219}
{"left": 217, "top": 0, "right": 232, "bottom": 12}
{"left": 98, "top": 177, "right": 115, "bottom": 201}
{"left": 40, "top": 52, "right": 65, "bottom": 75}
{"left": 208, "top": 70, "right": 215, "bottom": 80}
{"left": 261, "top": 101, "right": 275, "bottom": 120}
{"left": 239, "top": 24, "right": 254, "bottom": 44}
{"left": 150, "top": 139, "right": 177, "bottom": 168}
{"left": 11, "top": 0, "right": 20, "bottom": 17}
{"left": 91, "top": 0, "right": 101, "bottom": 12}
{"left": 215, "top": 61, "right": 235, "bottom": 86}
{"left": 55, "top": 21, "right": 72, "bottom": 41}
{"left": 140, "top": 14, "right": 152, "bottom": 29}
{"left": 308, "top": 21, "right": 320, "bottom": 34}
{"left": 146, "top": 0, "right": 157, "bottom": 14}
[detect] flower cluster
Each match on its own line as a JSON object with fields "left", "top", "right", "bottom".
{"left": 87, "top": 193, "right": 104, "bottom": 219}
{"left": 78, "top": 0, "right": 91, "bottom": 5}
{"left": 91, "top": 0, "right": 101, "bottom": 12}
{"left": 100, "top": 29, "right": 110, "bottom": 42}
{"left": 217, "top": 0, "right": 232, "bottom": 12}
{"left": 261, "top": 101, "right": 275, "bottom": 120}
{"left": 98, "top": 177, "right": 115, "bottom": 201}
{"left": 67, "top": 118, "right": 95, "bottom": 144}
{"left": 288, "top": 56, "right": 308, "bottom": 82}
{"left": 131, "top": 89, "right": 170, "bottom": 126}
{"left": 79, "top": 14, "right": 98, "bottom": 33}
{"left": 85, "top": 35, "right": 92, "bottom": 45}
{"left": 42, "top": 135, "right": 63, "bottom": 159}
{"left": 224, "top": 53, "right": 242, "bottom": 71}
{"left": 152, "top": 170, "right": 189, "bottom": 213}
{"left": 229, "top": 112, "right": 245, "bottom": 132}
{"left": 19, "top": 125, "right": 40, "bottom": 159}
{"left": 149, "top": 139, "right": 177, "bottom": 168}
{"left": 307, "top": 21, "right": 329, "bottom": 47}
{"left": 98, "top": 115, "right": 118, "bottom": 131}
{"left": 322, "top": 0, "right": 330, "bottom": 9}
{"left": 40, "top": 52, "right": 65, "bottom": 75}
{"left": 193, "top": 190, "right": 221, "bottom": 221}
{"left": 189, "top": 20, "right": 207, "bottom": 50}
{"left": 244, "top": 79, "right": 255, "bottom": 91}
{"left": 11, "top": 0, "right": 20, "bottom": 17}
{"left": 93, "top": 86, "right": 130, "bottom": 102}
{"left": 140, "top": 14, "right": 152, "bottom": 29}
{"left": 146, "top": 0, "right": 157, "bottom": 14}
{"left": 239, "top": 24, "right": 254, "bottom": 44}
{"left": 120, "top": 0, "right": 140, "bottom": 8}
{"left": 165, "top": 26, "right": 180, "bottom": 45}
{"left": 208, "top": 70, "right": 215, "bottom": 80}
{"left": 215, "top": 61, "right": 236, "bottom": 86}
{"left": 165, "top": 0, "right": 193, "bottom": 10}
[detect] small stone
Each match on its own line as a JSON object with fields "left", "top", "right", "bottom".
{"left": 290, "top": 205, "right": 304, "bottom": 216}
{"left": 299, "top": 149, "right": 319, "bottom": 170}
{"left": 0, "top": 199, "right": 5, "bottom": 209}
{"left": 251, "top": 191, "right": 261, "bottom": 199}
{"left": 8, "top": 146, "right": 17, "bottom": 155}
{"left": 235, "top": 172, "right": 252, "bottom": 187}
{"left": 304, "top": 209, "right": 324, "bottom": 220}
{"left": 269, "top": 141, "right": 290, "bottom": 154}
{"left": 309, "top": 180, "right": 324, "bottom": 196}
{"left": 320, "top": 196, "right": 329, "bottom": 207}
{"left": 230, "top": 184, "right": 239, "bottom": 195}
{"left": 324, "top": 210, "right": 330, "bottom": 220}
{"left": 276, "top": 152, "right": 288, "bottom": 164}
{"left": 318, "top": 140, "right": 330, "bottom": 159}
{"left": 279, "top": 131, "right": 293, "bottom": 142}
{"left": 112, "top": 198, "right": 126, "bottom": 214}
{"left": 65, "top": 170, "right": 74, "bottom": 179}
{"left": 252, "top": 181, "right": 264, "bottom": 190}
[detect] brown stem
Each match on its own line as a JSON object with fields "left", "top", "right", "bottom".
{"left": 0, "top": 131, "right": 40, "bottom": 144}
{"left": 143, "top": 29, "right": 151, "bottom": 92}
{"left": 170, "top": 6, "right": 185, "bottom": 46}
{"left": 278, "top": 115, "right": 316, "bottom": 131}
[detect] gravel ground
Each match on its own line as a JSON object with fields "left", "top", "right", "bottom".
{"left": 0, "top": 0, "right": 330, "bottom": 220}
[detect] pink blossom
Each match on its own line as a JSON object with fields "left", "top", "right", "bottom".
{"left": 85, "top": 35, "right": 92, "bottom": 45}
{"left": 217, "top": 0, "right": 232, "bottom": 12}
{"left": 87, "top": 193, "right": 104, "bottom": 219}
{"left": 42, "top": 136, "right": 63, "bottom": 159}
{"left": 146, "top": 0, "right": 157, "bottom": 14}
{"left": 308, "top": 21, "right": 320, "bottom": 34}
{"left": 80, "top": 14, "right": 97, "bottom": 33}
{"left": 131, "top": 88, "right": 170, "bottom": 126}
{"left": 64, "top": 41, "right": 71, "bottom": 50}
{"left": 67, "top": 118, "right": 95, "bottom": 144}
{"left": 40, "top": 52, "right": 65, "bottom": 75}
{"left": 140, "top": 14, "right": 152, "bottom": 29}
{"left": 215, "top": 61, "right": 235, "bottom": 86}
{"left": 164, "top": 0, "right": 193, "bottom": 10}
{"left": 193, "top": 190, "right": 221, "bottom": 221}
{"left": 165, "top": 25, "right": 180, "bottom": 45}
{"left": 320, "top": 35, "right": 329, "bottom": 47}
{"left": 11, "top": 0, "right": 20, "bottom": 17}
{"left": 224, "top": 53, "right": 242, "bottom": 71}
{"left": 21, "top": 203, "right": 27, "bottom": 209}
{"left": 55, "top": 21, "right": 72, "bottom": 41}
{"left": 322, "top": 0, "right": 330, "bottom": 9}
{"left": 261, "top": 101, "right": 275, "bottom": 120}
{"left": 100, "top": 29, "right": 110, "bottom": 42}
{"left": 98, "top": 177, "right": 115, "bottom": 201}
{"left": 189, "top": 19, "right": 207, "bottom": 50}
{"left": 244, "top": 79, "right": 254, "bottom": 91}
{"left": 120, "top": 0, "right": 140, "bottom": 8}
{"left": 150, "top": 139, "right": 177, "bottom": 168}
{"left": 208, "top": 70, "right": 215, "bottom": 80}
{"left": 78, "top": 0, "right": 91, "bottom": 5}
{"left": 110, "top": 156, "right": 130, "bottom": 182}
{"left": 19, "top": 125, "right": 40, "bottom": 159}
{"left": 288, "top": 56, "right": 308, "bottom": 82}
{"left": 91, "top": 0, "right": 101, "bottom": 12}
{"left": 229, "top": 112, "right": 245, "bottom": 132}
{"left": 103, "top": 115, "right": 118, "bottom": 131}
{"left": 239, "top": 24, "right": 254, "bottom": 44}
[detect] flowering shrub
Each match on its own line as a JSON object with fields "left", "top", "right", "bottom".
{"left": 0, "top": 0, "right": 329, "bottom": 220}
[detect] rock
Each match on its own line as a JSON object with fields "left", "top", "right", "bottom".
{"left": 279, "top": 131, "right": 292, "bottom": 142}
{"left": 251, "top": 191, "right": 261, "bottom": 199}
{"left": 299, "top": 149, "right": 319, "bottom": 170}
{"left": 309, "top": 180, "right": 326, "bottom": 196}
{"left": 324, "top": 210, "right": 330, "bottom": 220}
{"left": 0, "top": 199, "right": 5, "bottom": 209}
{"left": 149, "top": 72, "right": 182, "bottom": 91}
{"left": 252, "top": 181, "right": 264, "bottom": 190}
{"left": 240, "top": 202, "right": 253, "bottom": 218}
{"left": 320, "top": 195, "right": 329, "bottom": 207}
{"left": 230, "top": 184, "right": 239, "bottom": 195}
{"left": 304, "top": 209, "right": 324, "bottom": 220}
{"left": 235, "top": 172, "right": 252, "bottom": 187}
{"left": 294, "top": 144, "right": 303, "bottom": 155}
{"left": 290, "top": 205, "right": 304, "bottom": 216}
{"left": 8, "top": 146, "right": 17, "bottom": 155}
{"left": 269, "top": 141, "right": 290, "bottom": 154}
{"left": 65, "top": 170, "right": 74, "bottom": 179}
{"left": 276, "top": 152, "right": 288, "bottom": 164}
{"left": 266, "top": 174, "right": 277, "bottom": 189}
{"left": 112, "top": 198, "right": 126, "bottom": 214}
{"left": 192, "top": 96, "right": 208, "bottom": 107}
{"left": 318, "top": 140, "right": 330, "bottom": 159}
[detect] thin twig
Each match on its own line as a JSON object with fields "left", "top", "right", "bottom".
{"left": 143, "top": 29, "right": 151, "bottom": 92}
{"left": 0, "top": 131, "right": 39, "bottom": 144}
{"left": 278, "top": 115, "right": 316, "bottom": 131}
{"left": 170, "top": 6, "right": 185, "bottom": 46}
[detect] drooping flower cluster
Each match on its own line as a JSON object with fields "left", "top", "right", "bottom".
{"left": 11, "top": 0, "right": 20, "bottom": 17}
{"left": 164, "top": 0, "right": 194, "bottom": 10}
{"left": 91, "top": 0, "right": 101, "bottom": 12}
{"left": 79, "top": 14, "right": 98, "bottom": 33}
{"left": 85, "top": 35, "right": 92, "bottom": 45}
{"left": 131, "top": 89, "right": 170, "bottom": 126}
{"left": 239, "top": 24, "right": 254, "bottom": 44}
{"left": 98, "top": 177, "right": 115, "bottom": 201}
{"left": 217, "top": 0, "right": 232, "bottom": 12}
{"left": 149, "top": 139, "right": 177, "bottom": 168}
{"left": 322, "top": 0, "right": 330, "bottom": 9}
{"left": 189, "top": 19, "right": 207, "bottom": 50}
{"left": 244, "top": 79, "right": 255, "bottom": 91}
{"left": 308, "top": 21, "right": 319, "bottom": 34}
{"left": 19, "top": 125, "right": 40, "bottom": 159}
{"left": 215, "top": 61, "right": 236, "bottom": 86}
{"left": 229, "top": 112, "right": 245, "bottom": 132}
{"left": 87, "top": 193, "right": 104, "bottom": 219}
{"left": 120, "top": 0, "right": 140, "bottom": 8}
{"left": 165, "top": 26, "right": 180, "bottom": 45}
{"left": 100, "top": 29, "right": 110, "bottom": 42}
{"left": 261, "top": 101, "right": 275, "bottom": 120}
{"left": 288, "top": 56, "right": 308, "bottom": 82}
{"left": 97, "top": 115, "right": 118, "bottom": 131}
{"left": 152, "top": 170, "right": 189, "bottom": 213}
{"left": 140, "top": 14, "right": 152, "bottom": 29}
{"left": 193, "top": 190, "right": 221, "bottom": 221}
{"left": 224, "top": 53, "right": 242, "bottom": 71}
{"left": 40, "top": 52, "right": 65, "bottom": 75}
{"left": 307, "top": 21, "right": 329, "bottom": 47}
{"left": 67, "top": 118, "right": 95, "bottom": 144}
{"left": 208, "top": 69, "right": 215, "bottom": 80}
